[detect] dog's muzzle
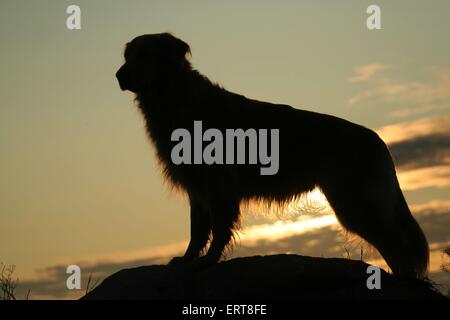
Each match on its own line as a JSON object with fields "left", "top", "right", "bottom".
{"left": 115, "top": 66, "right": 128, "bottom": 91}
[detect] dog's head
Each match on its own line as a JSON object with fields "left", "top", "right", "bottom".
{"left": 116, "top": 33, "right": 190, "bottom": 93}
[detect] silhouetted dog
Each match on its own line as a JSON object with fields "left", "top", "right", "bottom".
{"left": 116, "top": 33, "right": 429, "bottom": 278}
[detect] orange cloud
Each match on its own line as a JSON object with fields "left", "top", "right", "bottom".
{"left": 398, "top": 166, "right": 450, "bottom": 191}
{"left": 375, "top": 116, "right": 450, "bottom": 190}
{"left": 388, "top": 103, "right": 450, "bottom": 119}
{"left": 411, "top": 200, "right": 450, "bottom": 215}
{"left": 349, "top": 66, "right": 450, "bottom": 107}
{"left": 376, "top": 115, "right": 450, "bottom": 145}
{"left": 349, "top": 63, "right": 389, "bottom": 83}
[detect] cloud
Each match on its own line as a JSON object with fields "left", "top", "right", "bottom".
{"left": 412, "top": 200, "right": 450, "bottom": 244}
{"left": 15, "top": 199, "right": 450, "bottom": 299}
{"left": 376, "top": 115, "right": 450, "bottom": 144}
{"left": 349, "top": 66, "right": 450, "bottom": 108}
{"left": 411, "top": 200, "right": 450, "bottom": 215}
{"left": 348, "top": 65, "right": 450, "bottom": 191}
{"left": 388, "top": 103, "right": 450, "bottom": 119}
{"left": 388, "top": 133, "right": 450, "bottom": 171}
{"left": 397, "top": 166, "right": 450, "bottom": 191}
{"left": 375, "top": 115, "right": 450, "bottom": 190}
{"left": 349, "top": 63, "right": 389, "bottom": 83}
{"left": 15, "top": 256, "right": 173, "bottom": 300}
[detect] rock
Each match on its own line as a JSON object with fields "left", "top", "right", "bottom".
{"left": 81, "top": 254, "right": 446, "bottom": 300}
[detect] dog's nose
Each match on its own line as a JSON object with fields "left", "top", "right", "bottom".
{"left": 116, "top": 65, "right": 126, "bottom": 79}
{"left": 116, "top": 67, "right": 127, "bottom": 90}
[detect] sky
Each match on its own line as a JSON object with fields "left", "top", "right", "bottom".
{"left": 0, "top": 0, "right": 449, "bottom": 299}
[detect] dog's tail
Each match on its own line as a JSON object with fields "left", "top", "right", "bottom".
{"left": 391, "top": 186, "right": 429, "bottom": 278}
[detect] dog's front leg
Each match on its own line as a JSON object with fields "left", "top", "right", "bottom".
{"left": 168, "top": 197, "right": 210, "bottom": 265}
{"left": 192, "top": 198, "right": 240, "bottom": 268}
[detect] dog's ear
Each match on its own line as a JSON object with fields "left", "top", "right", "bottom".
{"left": 158, "top": 33, "right": 191, "bottom": 61}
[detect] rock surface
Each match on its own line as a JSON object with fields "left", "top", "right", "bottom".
{"left": 82, "top": 254, "right": 445, "bottom": 300}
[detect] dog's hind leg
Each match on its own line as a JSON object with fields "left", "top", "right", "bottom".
{"left": 323, "top": 184, "right": 398, "bottom": 272}
{"left": 320, "top": 130, "right": 428, "bottom": 278}
{"left": 322, "top": 176, "right": 429, "bottom": 279}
